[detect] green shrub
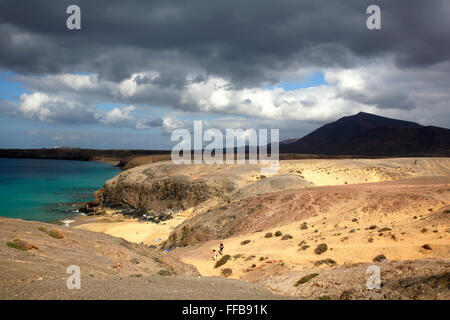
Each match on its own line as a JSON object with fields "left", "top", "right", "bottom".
{"left": 294, "top": 273, "right": 319, "bottom": 286}
{"left": 158, "top": 269, "right": 172, "bottom": 276}
{"left": 274, "top": 231, "right": 282, "bottom": 237}
{"left": 314, "top": 258, "right": 336, "bottom": 266}
{"left": 38, "top": 226, "right": 47, "bottom": 233}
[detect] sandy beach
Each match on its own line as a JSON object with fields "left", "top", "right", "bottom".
{"left": 73, "top": 209, "right": 188, "bottom": 246}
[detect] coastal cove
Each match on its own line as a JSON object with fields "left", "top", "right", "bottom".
{"left": 0, "top": 158, "right": 120, "bottom": 223}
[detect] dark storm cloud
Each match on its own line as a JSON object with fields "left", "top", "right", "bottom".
{"left": 1, "top": 0, "right": 449, "bottom": 86}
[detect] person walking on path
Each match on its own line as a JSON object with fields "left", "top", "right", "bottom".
{"left": 212, "top": 249, "right": 218, "bottom": 261}
{"left": 219, "top": 243, "right": 224, "bottom": 255}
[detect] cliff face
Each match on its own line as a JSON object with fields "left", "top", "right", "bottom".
{"left": 101, "top": 162, "right": 244, "bottom": 214}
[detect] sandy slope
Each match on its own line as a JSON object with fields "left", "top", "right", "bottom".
{"left": 0, "top": 217, "right": 281, "bottom": 299}
{"left": 170, "top": 179, "right": 449, "bottom": 279}
{"left": 278, "top": 157, "right": 450, "bottom": 186}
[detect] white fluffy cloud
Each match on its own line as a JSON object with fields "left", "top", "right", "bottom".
{"left": 18, "top": 92, "right": 90, "bottom": 123}
{"left": 3, "top": 59, "right": 450, "bottom": 140}
{"left": 95, "top": 105, "right": 136, "bottom": 126}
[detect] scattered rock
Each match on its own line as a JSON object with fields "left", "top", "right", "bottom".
{"left": 264, "top": 232, "right": 273, "bottom": 238}
{"left": 240, "top": 240, "right": 251, "bottom": 245}
{"left": 274, "top": 231, "right": 282, "bottom": 237}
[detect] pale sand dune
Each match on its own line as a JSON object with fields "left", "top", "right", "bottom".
{"left": 278, "top": 157, "right": 450, "bottom": 186}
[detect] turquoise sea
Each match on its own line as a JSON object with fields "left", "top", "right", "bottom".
{"left": 0, "top": 158, "right": 120, "bottom": 223}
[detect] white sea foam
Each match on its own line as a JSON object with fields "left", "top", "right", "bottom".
{"left": 61, "top": 219, "right": 75, "bottom": 227}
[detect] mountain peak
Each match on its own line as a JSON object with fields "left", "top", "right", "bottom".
{"left": 280, "top": 112, "right": 449, "bottom": 156}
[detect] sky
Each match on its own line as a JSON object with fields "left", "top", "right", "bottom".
{"left": 0, "top": 0, "right": 449, "bottom": 149}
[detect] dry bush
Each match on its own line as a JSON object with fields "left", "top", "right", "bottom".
{"left": 314, "top": 258, "right": 337, "bottom": 266}
{"left": 373, "top": 254, "right": 387, "bottom": 262}
{"left": 48, "top": 229, "right": 64, "bottom": 239}
{"left": 240, "top": 240, "right": 251, "bottom": 245}
{"left": 6, "top": 238, "right": 38, "bottom": 251}
{"left": 214, "top": 254, "right": 231, "bottom": 268}
{"left": 221, "top": 268, "right": 232, "bottom": 277}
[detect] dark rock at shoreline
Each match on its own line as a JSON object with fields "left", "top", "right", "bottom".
{"left": 101, "top": 163, "right": 238, "bottom": 216}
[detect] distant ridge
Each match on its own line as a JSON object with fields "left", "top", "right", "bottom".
{"left": 280, "top": 112, "right": 450, "bottom": 156}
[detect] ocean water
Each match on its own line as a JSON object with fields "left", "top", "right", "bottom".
{"left": 0, "top": 158, "right": 120, "bottom": 223}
